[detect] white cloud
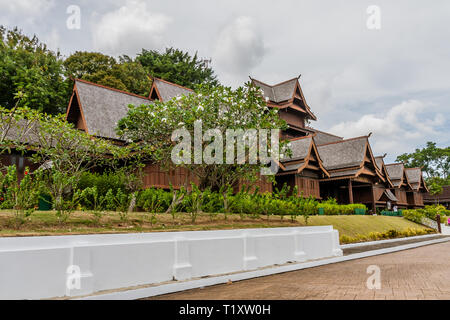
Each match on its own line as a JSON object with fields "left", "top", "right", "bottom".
{"left": 92, "top": 0, "right": 172, "bottom": 56}
{"left": 213, "top": 16, "right": 266, "bottom": 82}
{"left": 0, "top": 0, "right": 54, "bottom": 15}
{"left": 328, "top": 100, "right": 446, "bottom": 158}
{"left": 0, "top": 0, "right": 54, "bottom": 24}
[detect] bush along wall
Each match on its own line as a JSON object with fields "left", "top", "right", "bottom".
{"left": 403, "top": 205, "right": 450, "bottom": 224}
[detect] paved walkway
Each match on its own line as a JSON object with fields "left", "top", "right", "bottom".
{"left": 147, "top": 241, "right": 450, "bottom": 300}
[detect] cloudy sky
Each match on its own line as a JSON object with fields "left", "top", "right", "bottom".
{"left": 1, "top": 0, "right": 449, "bottom": 162}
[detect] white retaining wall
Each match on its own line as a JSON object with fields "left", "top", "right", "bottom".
{"left": 0, "top": 226, "right": 342, "bottom": 300}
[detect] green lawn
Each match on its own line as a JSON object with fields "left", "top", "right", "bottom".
{"left": 0, "top": 210, "right": 434, "bottom": 243}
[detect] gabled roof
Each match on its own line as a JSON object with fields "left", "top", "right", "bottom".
{"left": 281, "top": 135, "right": 312, "bottom": 162}
{"left": 374, "top": 155, "right": 394, "bottom": 188}
{"left": 1, "top": 119, "right": 40, "bottom": 146}
{"left": 307, "top": 128, "right": 344, "bottom": 146}
{"left": 317, "top": 136, "right": 368, "bottom": 171}
{"left": 252, "top": 78, "right": 297, "bottom": 103}
{"left": 250, "top": 77, "right": 317, "bottom": 121}
{"left": 317, "top": 136, "right": 385, "bottom": 181}
{"left": 67, "top": 79, "right": 152, "bottom": 140}
{"left": 385, "top": 163, "right": 412, "bottom": 189}
{"left": 405, "top": 168, "right": 428, "bottom": 192}
{"left": 384, "top": 189, "right": 399, "bottom": 202}
{"left": 375, "top": 156, "right": 385, "bottom": 172}
{"left": 279, "top": 135, "right": 329, "bottom": 177}
{"left": 385, "top": 163, "right": 404, "bottom": 181}
{"left": 149, "top": 78, "right": 193, "bottom": 102}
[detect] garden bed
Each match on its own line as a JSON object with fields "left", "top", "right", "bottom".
{"left": 0, "top": 210, "right": 434, "bottom": 243}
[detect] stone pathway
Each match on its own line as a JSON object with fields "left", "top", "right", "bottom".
{"left": 146, "top": 241, "right": 450, "bottom": 300}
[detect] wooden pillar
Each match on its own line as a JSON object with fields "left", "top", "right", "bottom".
{"left": 348, "top": 179, "right": 354, "bottom": 204}
{"left": 371, "top": 184, "right": 377, "bottom": 215}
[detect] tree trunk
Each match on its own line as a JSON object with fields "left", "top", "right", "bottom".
{"left": 128, "top": 192, "right": 137, "bottom": 213}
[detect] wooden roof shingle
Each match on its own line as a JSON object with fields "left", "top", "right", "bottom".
{"left": 149, "top": 78, "right": 193, "bottom": 102}
{"left": 72, "top": 79, "right": 152, "bottom": 140}
{"left": 317, "top": 136, "right": 368, "bottom": 171}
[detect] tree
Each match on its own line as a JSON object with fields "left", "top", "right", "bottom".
{"left": 117, "top": 82, "right": 289, "bottom": 213}
{"left": 0, "top": 93, "right": 41, "bottom": 157}
{"left": 29, "top": 113, "right": 126, "bottom": 222}
{"left": 397, "top": 142, "right": 450, "bottom": 186}
{"left": 63, "top": 51, "right": 152, "bottom": 96}
{"left": 0, "top": 26, "right": 69, "bottom": 114}
{"left": 136, "top": 47, "right": 219, "bottom": 89}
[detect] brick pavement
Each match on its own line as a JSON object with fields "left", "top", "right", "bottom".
{"left": 147, "top": 241, "right": 450, "bottom": 300}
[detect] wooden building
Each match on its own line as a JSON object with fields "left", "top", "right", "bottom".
{"left": 424, "top": 185, "right": 450, "bottom": 209}
{"left": 405, "top": 168, "right": 428, "bottom": 208}
{"left": 0, "top": 121, "right": 41, "bottom": 180}
{"left": 250, "top": 77, "right": 317, "bottom": 139}
{"left": 385, "top": 163, "right": 412, "bottom": 209}
{"left": 64, "top": 76, "right": 430, "bottom": 207}
{"left": 316, "top": 136, "right": 390, "bottom": 213}
{"left": 276, "top": 135, "right": 329, "bottom": 198}
{"left": 66, "top": 78, "right": 196, "bottom": 190}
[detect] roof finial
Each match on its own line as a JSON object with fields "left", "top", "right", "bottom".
{"left": 368, "top": 132, "right": 373, "bottom": 138}
{"left": 383, "top": 153, "right": 387, "bottom": 158}
{"left": 298, "top": 74, "right": 302, "bottom": 79}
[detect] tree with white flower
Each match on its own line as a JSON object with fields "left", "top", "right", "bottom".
{"left": 117, "top": 82, "right": 289, "bottom": 212}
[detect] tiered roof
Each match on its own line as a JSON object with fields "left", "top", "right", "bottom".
{"left": 250, "top": 77, "right": 317, "bottom": 121}
{"left": 316, "top": 136, "right": 384, "bottom": 181}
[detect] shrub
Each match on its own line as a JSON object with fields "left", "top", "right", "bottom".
{"left": 137, "top": 188, "right": 172, "bottom": 213}
{"left": 0, "top": 165, "right": 42, "bottom": 227}
{"left": 402, "top": 210, "right": 423, "bottom": 224}
{"left": 78, "top": 171, "right": 128, "bottom": 200}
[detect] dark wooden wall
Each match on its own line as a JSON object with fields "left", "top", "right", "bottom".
{"left": 142, "top": 163, "right": 198, "bottom": 190}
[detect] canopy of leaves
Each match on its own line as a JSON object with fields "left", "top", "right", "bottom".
{"left": 0, "top": 26, "right": 69, "bottom": 114}
{"left": 64, "top": 52, "right": 152, "bottom": 96}
{"left": 117, "top": 82, "right": 288, "bottom": 190}
{"left": 136, "top": 48, "right": 219, "bottom": 89}
{"left": 396, "top": 142, "right": 450, "bottom": 186}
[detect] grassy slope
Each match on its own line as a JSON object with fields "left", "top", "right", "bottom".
{"left": 305, "top": 215, "right": 428, "bottom": 239}
{"left": 0, "top": 210, "right": 432, "bottom": 242}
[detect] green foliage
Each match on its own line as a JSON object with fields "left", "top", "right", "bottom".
{"left": 137, "top": 188, "right": 172, "bottom": 213}
{"left": 340, "top": 228, "right": 435, "bottom": 244}
{"left": 317, "top": 203, "right": 367, "bottom": 216}
{"left": 403, "top": 205, "right": 450, "bottom": 225}
{"left": 0, "top": 165, "right": 42, "bottom": 227}
{"left": 63, "top": 52, "right": 152, "bottom": 96}
{"left": 136, "top": 47, "right": 219, "bottom": 89}
{"left": 0, "top": 26, "right": 69, "bottom": 114}
{"left": 396, "top": 142, "right": 449, "bottom": 185}
{"left": 118, "top": 82, "right": 289, "bottom": 193}
{"left": 78, "top": 171, "right": 128, "bottom": 198}
{"left": 80, "top": 186, "right": 106, "bottom": 223}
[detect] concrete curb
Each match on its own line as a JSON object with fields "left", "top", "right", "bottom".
{"left": 76, "top": 236, "right": 450, "bottom": 300}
